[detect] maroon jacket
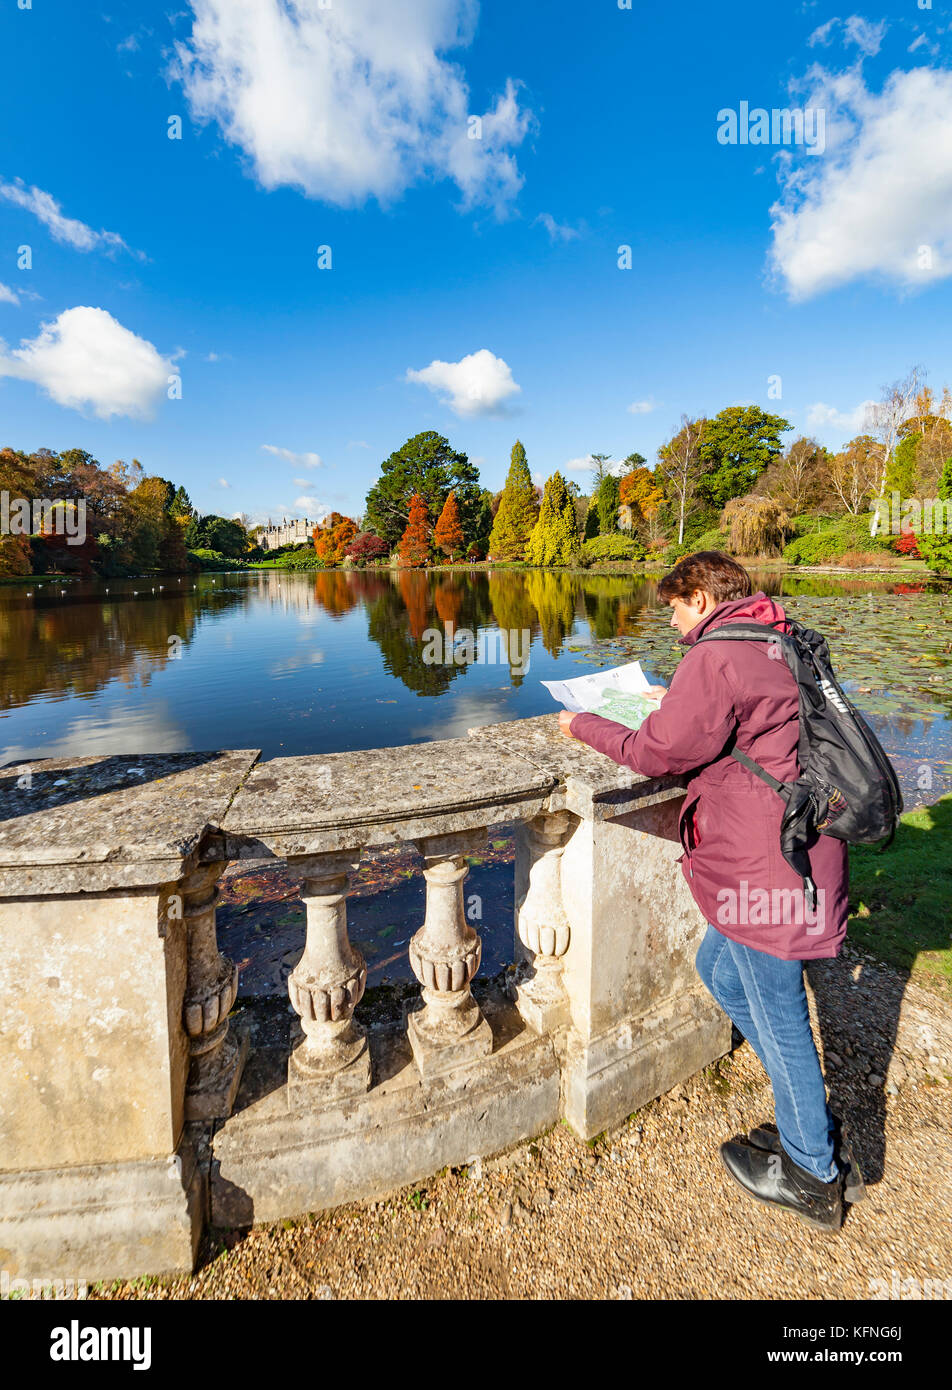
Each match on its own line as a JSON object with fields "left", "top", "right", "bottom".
{"left": 570, "top": 592, "right": 849, "bottom": 960}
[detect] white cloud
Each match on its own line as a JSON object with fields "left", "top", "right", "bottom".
{"left": 262, "top": 444, "right": 323, "bottom": 468}
{"left": 173, "top": 1, "right": 533, "bottom": 213}
{"left": 0, "top": 282, "right": 19, "bottom": 305}
{"left": 564, "top": 454, "right": 627, "bottom": 475}
{"left": 406, "top": 348, "right": 521, "bottom": 417}
{"left": 293, "top": 495, "right": 322, "bottom": 513}
{"left": 534, "top": 213, "right": 581, "bottom": 242}
{"left": 216, "top": 477, "right": 231, "bottom": 488}
{"left": 627, "top": 399, "right": 658, "bottom": 415}
{"left": 808, "top": 16, "right": 886, "bottom": 57}
{"left": 0, "top": 306, "right": 173, "bottom": 420}
{"left": 0, "top": 177, "right": 141, "bottom": 257}
{"left": 843, "top": 16, "right": 887, "bottom": 57}
{"left": 808, "top": 19, "right": 838, "bottom": 48}
{"left": 769, "top": 66, "right": 952, "bottom": 298}
{"left": 347, "top": 439, "right": 370, "bottom": 449}
{"left": 806, "top": 400, "right": 876, "bottom": 435}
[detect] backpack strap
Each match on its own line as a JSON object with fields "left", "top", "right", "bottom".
{"left": 729, "top": 746, "right": 787, "bottom": 795}
{"left": 693, "top": 622, "right": 820, "bottom": 910}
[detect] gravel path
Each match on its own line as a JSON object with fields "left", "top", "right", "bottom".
{"left": 90, "top": 940, "right": 952, "bottom": 1301}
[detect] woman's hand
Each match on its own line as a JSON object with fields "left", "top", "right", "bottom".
{"left": 645, "top": 685, "right": 668, "bottom": 702}
{"left": 558, "top": 709, "right": 578, "bottom": 738}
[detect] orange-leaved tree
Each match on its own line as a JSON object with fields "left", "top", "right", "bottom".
{"left": 433, "top": 490, "right": 464, "bottom": 559}
{"left": 313, "top": 512, "right": 357, "bottom": 565}
{"left": 399, "top": 492, "right": 431, "bottom": 567}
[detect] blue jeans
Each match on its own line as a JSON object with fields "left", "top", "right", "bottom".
{"left": 695, "top": 923, "right": 838, "bottom": 1182}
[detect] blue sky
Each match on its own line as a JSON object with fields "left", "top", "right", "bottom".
{"left": 1, "top": 0, "right": 950, "bottom": 526}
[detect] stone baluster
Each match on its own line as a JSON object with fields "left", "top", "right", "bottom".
{"left": 514, "top": 811, "right": 575, "bottom": 1031}
{"left": 181, "top": 859, "right": 248, "bottom": 1120}
{"left": 286, "top": 851, "right": 371, "bottom": 1104}
{"left": 406, "top": 830, "right": 493, "bottom": 1078}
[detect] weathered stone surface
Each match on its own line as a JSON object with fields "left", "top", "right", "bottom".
{"left": 557, "top": 798, "right": 731, "bottom": 1135}
{"left": 0, "top": 1140, "right": 203, "bottom": 1283}
{"left": 0, "top": 750, "right": 260, "bottom": 894}
{"left": 467, "top": 713, "right": 689, "bottom": 819}
{"left": 0, "top": 886, "right": 189, "bottom": 1170}
{"left": 221, "top": 739, "right": 555, "bottom": 858}
{"left": 0, "top": 721, "right": 735, "bottom": 1278}
{"left": 211, "top": 995, "right": 559, "bottom": 1226}
{"left": 562, "top": 985, "right": 730, "bottom": 1139}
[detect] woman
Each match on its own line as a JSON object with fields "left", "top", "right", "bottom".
{"left": 558, "top": 551, "right": 855, "bottom": 1232}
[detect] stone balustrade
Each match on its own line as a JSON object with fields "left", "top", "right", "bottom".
{"left": 0, "top": 718, "right": 730, "bottom": 1282}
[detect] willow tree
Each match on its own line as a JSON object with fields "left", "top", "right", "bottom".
{"left": 488, "top": 441, "right": 538, "bottom": 560}
{"left": 721, "top": 497, "right": 789, "bottom": 557}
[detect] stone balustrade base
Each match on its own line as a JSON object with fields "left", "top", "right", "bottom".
{"left": 185, "top": 1027, "right": 251, "bottom": 1122}
{"left": 0, "top": 1141, "right": 204, "bottom": 1285}
{"left": 210, "top": 989, "right": 560, "bottom": 1228}
{"left": 562, "top": 985, "right": 731, "bottom": 1140}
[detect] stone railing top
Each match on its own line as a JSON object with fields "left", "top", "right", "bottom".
{"left": 467, "top": 714, "right": 689, "bottom": 820}
{"left": 221, "top": 736, "right": 556, "bottom": 859}
{"left": 0, "top": 750, "right": 260, "bottom": 894}
{"left": 0, "top": 716, "right": 692, "bottom": 893}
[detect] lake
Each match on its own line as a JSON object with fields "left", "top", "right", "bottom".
{"left": 2, "top": 567, "right": 951, "bottom": 811}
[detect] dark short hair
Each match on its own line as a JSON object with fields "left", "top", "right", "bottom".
{"left": 657, "top": 551, "right": 753, "bottom": 604}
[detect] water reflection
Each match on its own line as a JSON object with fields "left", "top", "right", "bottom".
{"left": 1, "top": 568, "right": 949, "bottom": 780}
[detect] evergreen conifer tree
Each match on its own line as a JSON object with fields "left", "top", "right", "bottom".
{"left": 488, "top": 441, "right": 538, "bottom": 560}
{"left": 525, "top": 471, "right": 580, "bottom": 566}
{"left": 596, "top": 472, "right": 620, "bottom": 534}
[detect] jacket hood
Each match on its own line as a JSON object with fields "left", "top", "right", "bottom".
{"left": 679, "top": 591, "right": 789, "bottom": 646}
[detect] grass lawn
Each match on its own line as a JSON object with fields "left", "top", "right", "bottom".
{"left": 848, "top": 794, "right": 952, "bottom": 998}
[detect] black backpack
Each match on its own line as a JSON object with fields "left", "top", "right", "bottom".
{"left": 694, "top": 618, "right": 903, "bottom": 908}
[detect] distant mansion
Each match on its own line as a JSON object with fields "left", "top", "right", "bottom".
{"left": 258, "top": 516, "right": 330, "bottom": 551}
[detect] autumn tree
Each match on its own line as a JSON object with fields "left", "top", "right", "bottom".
{"left": 313, "top": 512, "right": 357, "bottom": 565}
{"left": 398, "top": 492, "right": 431, "bottom": 567}
{"left": 619, "top": 466, "right": 664, "bottom": 538}
{"left": 364, "top": 431, "right": 481, "bottom": 549}
{"left": 433, "top": 490, "right": 464, "bottom": 558}
{"left": 827, "top": 435, "right": 880, "bottom": 516}
{"left": 868, "top": 366, "right": 924, "bottom": 536}
{"left": 488, "top": 441, "right": 538, "bottom": 560}
{"left": 761, "top": 436, "right": 832, "bottom": 515}
{"left": 657, "top": 415, "right": 707, "bottom": 545}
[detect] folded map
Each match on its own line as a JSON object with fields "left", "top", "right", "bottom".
{"left": 541, "top": 660, "right": 662, "bottom": 732}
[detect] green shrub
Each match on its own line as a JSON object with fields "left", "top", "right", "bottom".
{"left": 691, "top": 528, "right": 731, "bottom": 553}
{"left": 579, "top": 534, "right": 647, "bottom": 564}
{"left": 188, "top": 549, "right": 250, "bottom": 571}
{"left": 918, "top": 530, "right": 952, "bottom": 576}
{"left": 782, "top": 514, "right": 893, "bottom": 565}
{"left": 661, "top": 542, "right": 691, "bottom": 564}
{"left": 253, "top": 547, "right": 325, "bottom": 570}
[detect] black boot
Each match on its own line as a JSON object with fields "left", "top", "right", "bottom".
{"left": 747, "top": 1115, "right": 865, "bottom": 1202}
{"left": 719, "top": 1137, "right": 844, "bottom": 1231}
